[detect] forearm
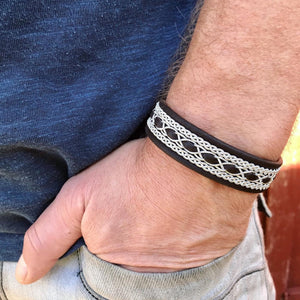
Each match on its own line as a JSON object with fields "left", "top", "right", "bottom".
{"left": 140, "top": 0, "right": 300, "bottom": 257}
{"left": 167, "top": 0, "right": 300, "bottom": 161}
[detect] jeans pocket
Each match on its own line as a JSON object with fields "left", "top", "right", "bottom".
{"left": 78, "top": 206, "right": 274, "bottom": 300}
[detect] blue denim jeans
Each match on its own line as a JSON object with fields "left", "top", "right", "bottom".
{"left": 0, "top": 204, "right": 275, "bottom": 300}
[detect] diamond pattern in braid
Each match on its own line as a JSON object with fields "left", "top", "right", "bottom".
{"left": 147, "top": 102, "right": 280, "bottom": 191}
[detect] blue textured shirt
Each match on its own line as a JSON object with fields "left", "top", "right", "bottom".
{"left": 0, "top": 0, "right": 196, "bottom": 261}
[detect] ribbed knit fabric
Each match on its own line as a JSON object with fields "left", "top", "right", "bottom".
{"left": 0, "top": 0, "right": 196, "bottom": 261}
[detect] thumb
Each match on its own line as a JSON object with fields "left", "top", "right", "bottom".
{"left": 16, "top": 178, "right": 85, "bottom": 284}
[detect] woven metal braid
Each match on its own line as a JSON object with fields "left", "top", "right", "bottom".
{"left": 147, "top": 102, "right": 281, "bottom": 192}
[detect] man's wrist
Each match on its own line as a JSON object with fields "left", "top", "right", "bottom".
{"left": 165, "top": 0, "right": 299, "bottom": 162}
{"left": 165, "top": 51, "right": 297, "bottom": 163}
{"left": 140, "top": 137, "right": 256, "bottom": 219}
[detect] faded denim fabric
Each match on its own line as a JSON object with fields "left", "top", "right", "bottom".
{"left": 0, "top": 205, "right": 275, "bottom": 300}
{"left": 0, "top": 0, "right": 197, "bottom": 261}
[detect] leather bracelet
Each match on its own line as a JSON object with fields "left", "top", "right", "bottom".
{"left": 146, "top": 101, "right": 282, "bottom": 193}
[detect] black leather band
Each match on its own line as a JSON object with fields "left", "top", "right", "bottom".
{"left": 146, "top": 101, "right": 282, "bottom": 193}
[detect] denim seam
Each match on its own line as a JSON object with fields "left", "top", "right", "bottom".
{"left": 217, "top": 267, "right": 266, "bottom": 300}
{"left": 0, "top": 262, "right": 8, "bottom": 300}
{"left": 252, "top": 206, "right": 272, "bottom": 300}
{"left": 213, "top": 208, "right": 266, "bottom": 300}
{"left": 77, "top": 250, "right": 109, "bottom": 300}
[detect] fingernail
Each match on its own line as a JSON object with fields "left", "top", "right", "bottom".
{"left": 16, "top": 255, "right": 28, "bottom": 284}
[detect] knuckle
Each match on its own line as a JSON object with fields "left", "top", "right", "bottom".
{"left": 24, "top": 225, "right": 44, "bottom": 255}
{"left": 60, "top": 175, "right": 86, "bottom": 209}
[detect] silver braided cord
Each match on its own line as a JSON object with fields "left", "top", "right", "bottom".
{"left": 147, "top": 102, "right": 281, "bottom": 191}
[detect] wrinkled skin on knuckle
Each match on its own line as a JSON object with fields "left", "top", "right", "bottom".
{"left": 24, "top": 225, "right": 44, "bottom": 257}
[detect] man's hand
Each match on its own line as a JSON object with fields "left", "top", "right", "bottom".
{"left": 16, "top": 0, "right": 300, "bottom": 286}
{"left": 16, "top": 138, "right": 255, "bottom": 284}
